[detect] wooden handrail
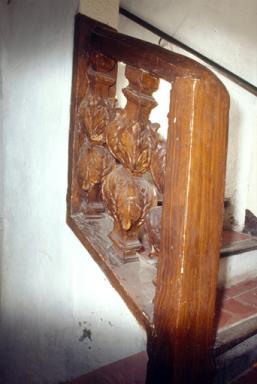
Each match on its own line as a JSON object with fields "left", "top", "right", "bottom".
{"left": 68, "top": 14, "right": 229, "bottom": 384}
{"left": 91, "top": 24, "right": 228, "bottom": 90}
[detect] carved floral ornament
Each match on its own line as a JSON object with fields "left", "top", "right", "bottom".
{"left": 102, "top": 165, "right": 158, "bottom": 259}
{"left": 76, "top": 140, "right": 116, "bottom": 218}
{"left": 79, "top": 95, "right": 117, "bottom": 144}
{"left": 106, "top": 110, "right": 154, "bottom": 175}
{"left": 77, "top": 141, "right": 116, "bottom": 192}
{"left": 105, "top": 65, "right": 160, "bottom": 175}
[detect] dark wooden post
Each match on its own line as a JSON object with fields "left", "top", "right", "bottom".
{"left": 146, "top": 76, "right": 229, "bottom": 383}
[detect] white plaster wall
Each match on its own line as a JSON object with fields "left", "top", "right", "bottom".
{"left": 0, "top": 1, "right": 146, "bottom": 383}
{"left": 119, "top": 5, "right": 257, "bottom": 228}
{"left": 120, "top": 0, "right": 257, "bottom": 87}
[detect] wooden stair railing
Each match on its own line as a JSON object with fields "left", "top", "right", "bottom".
{"left": 67, "top": 14, "right": 229, "bottom": 384}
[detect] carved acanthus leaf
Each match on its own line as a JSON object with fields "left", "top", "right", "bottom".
{"left": 105, "top": 65, "right": 159, "bottom": 175}
{"left": 79, "top": 95, "right": 117, "bottom": 144}
{"left": 77, "top": 141, "right": 116, "bottom": 191}
{"left": 102, "top": 165, "right": 157, "bottom": 233}
{"left": 106, "top": 111, "right": 153, "bottom": 175}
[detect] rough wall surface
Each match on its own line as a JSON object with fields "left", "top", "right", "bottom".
{"left": 0, "top": 1, "right": 145, "bottom": 383}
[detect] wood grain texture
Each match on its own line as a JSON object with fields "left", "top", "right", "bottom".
{"left": 146, "top": 77, "right": 229, "bottom": 384}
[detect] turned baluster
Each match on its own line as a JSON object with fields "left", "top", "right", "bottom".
{"left": 77, "top": 52, "right": 117, "bottom": 217}
{"left": 102, "top": 65, "right": 159, "bottom": 262}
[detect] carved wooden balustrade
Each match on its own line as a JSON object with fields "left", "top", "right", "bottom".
{"left": 67, "top": 14, "right": 229, "bottom": 384}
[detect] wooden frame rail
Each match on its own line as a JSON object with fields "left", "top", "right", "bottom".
{"left": 67, "top": 14, "right": 229, "bottom": 384}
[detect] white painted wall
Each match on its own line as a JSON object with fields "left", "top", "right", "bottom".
{"left": 119, "top": 2, "right": 257, "bottom": 228}
{"left": 120, "top": 0, "right": 257, "bottom": 87}
{"left": 0, "top": 1, "right": 146, "bottom": 383}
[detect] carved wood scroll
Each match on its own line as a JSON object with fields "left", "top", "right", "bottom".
{"left": 68, "top": 14, "right": 229, "bottom": 384}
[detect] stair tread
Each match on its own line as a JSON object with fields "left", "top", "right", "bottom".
{"left": 221, "top": 231, "right": 257, "bottom": 257}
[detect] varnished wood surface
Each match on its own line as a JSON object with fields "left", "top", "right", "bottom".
{"left": 147, "top": 78, "right": 229, "bottom": 383}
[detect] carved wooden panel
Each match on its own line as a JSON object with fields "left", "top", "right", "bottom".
{"left": 68, "top": 14, "right": 229, "bottom": 384}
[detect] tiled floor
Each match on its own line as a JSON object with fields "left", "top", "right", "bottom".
{"left": 217, "top": 277, "right": 257, "bottom": 330}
